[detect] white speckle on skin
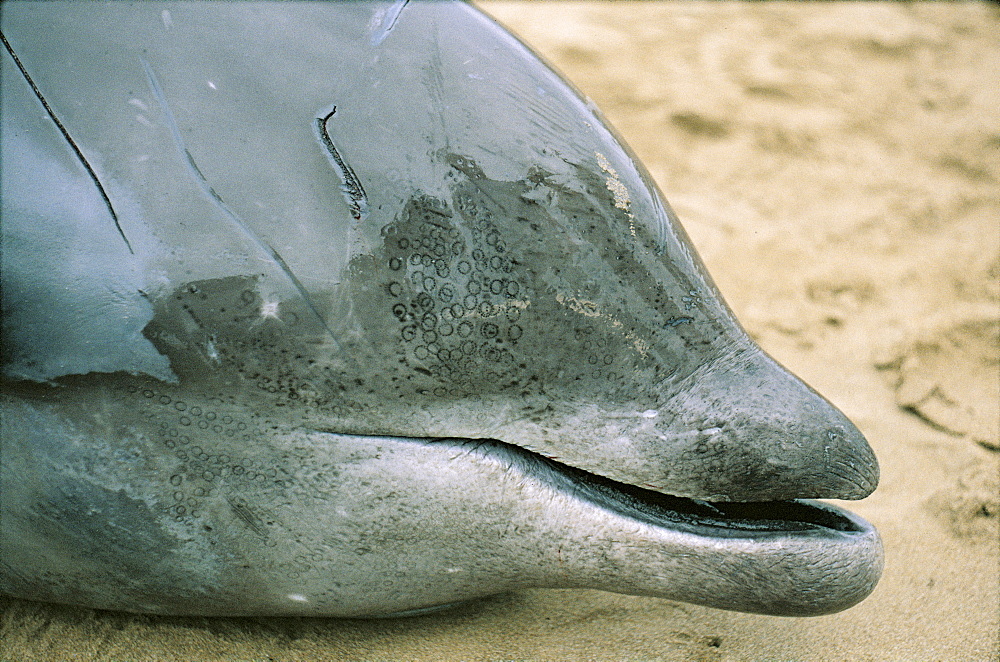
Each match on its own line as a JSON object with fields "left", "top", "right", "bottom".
{"left": 287, "top": 594, "right": 308, "bottom": 602}
{"left": 161, "top": 9, "right": 172, "bottom": 29}
{"left": 641, "top": 409, "right": 658, "bottom": 418}
{"left": 205, "top": 338, "right": 220, "bottom": 363}
{"left": 260, "top": 301, "right": 281, "bottom": 320}
{"left": 207, "top": 80, "right": 217, "bottom": 90}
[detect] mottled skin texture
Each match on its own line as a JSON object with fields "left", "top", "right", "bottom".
{"left": 0, "top": 1, "right": 880, "bottom": 617}
{"left": 135, "top": 151, "right": 875, "bottom": 501}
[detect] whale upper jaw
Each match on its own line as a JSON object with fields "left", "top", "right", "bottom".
{"left": 644, "top": 350, "right": 881, "bottom": 504}
{"left": 478, "top": 342, "right": 882, "bottom": 507}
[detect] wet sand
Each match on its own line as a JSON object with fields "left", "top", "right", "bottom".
{"left": 2, "top": 2, "right": 998, "bottom": 660}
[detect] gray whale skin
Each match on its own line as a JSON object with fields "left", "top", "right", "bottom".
{"left": 0, "top": 1, "right": 882, "bottom": 617}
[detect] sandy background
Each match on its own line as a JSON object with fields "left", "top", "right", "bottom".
{"left": 2, "top": 2, "right": 998, "bottom": 660}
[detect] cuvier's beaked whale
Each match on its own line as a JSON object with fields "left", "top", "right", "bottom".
{"left": 0, "top": 1, "right": 881, "bottom": 617}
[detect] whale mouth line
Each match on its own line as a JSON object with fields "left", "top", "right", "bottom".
{"left": 427, "top": 435, "right": 871, "bottom": 539}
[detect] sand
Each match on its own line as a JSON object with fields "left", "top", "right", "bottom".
{"left": 2, "top": 2, "right": 998, "bottom": 660}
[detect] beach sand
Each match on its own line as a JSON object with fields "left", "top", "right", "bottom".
{"left": 2, "top": 2, "right": 998, "bottom": 660}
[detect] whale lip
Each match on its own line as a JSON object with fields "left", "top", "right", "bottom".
{"left": 435, "top": 435, "right": 878, "bottom": 541}
{"left": 527, "top": 441, "right": 877, "bottom": 540}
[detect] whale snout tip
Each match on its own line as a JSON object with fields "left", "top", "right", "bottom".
{"left": 795, "top": 402, "right": 880, "bottom": 501}
{"left": 827, "top": 424, "right": 880, "bottom": 500}
{"left": 760, "top": 420, "right": 880, "bottom": 503}
{"left": 651, "top": 349, "right": 882, "bottom": 503}
{"left": 647, "top": 418, "right": 880, "bottom": 504}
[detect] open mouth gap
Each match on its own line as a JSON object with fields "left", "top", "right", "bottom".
{"left": 440, "top": 436, "right": 866, "bottom": 537}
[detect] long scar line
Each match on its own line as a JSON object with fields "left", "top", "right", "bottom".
{"left": 0, "top": 30, "right": 133, "bottom": 253}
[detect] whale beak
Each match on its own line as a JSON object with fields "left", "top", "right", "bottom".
{"left": 634, "top": 345, "right": 880, "bottom": 503}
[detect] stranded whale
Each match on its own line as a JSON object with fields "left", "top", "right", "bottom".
{"left": 0, "top": 1, "right": 881, "bottom": 616}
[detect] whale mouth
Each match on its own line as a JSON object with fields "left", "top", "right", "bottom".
{"left": 550, "top": 450, "right": 867, "bottom": 537}
{"left": 434, "top": 436, "right": 873, "bottom": 540}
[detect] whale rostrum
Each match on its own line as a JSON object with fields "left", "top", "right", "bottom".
{"left": 0, "top": 1, "right": 882, "bottom": 616}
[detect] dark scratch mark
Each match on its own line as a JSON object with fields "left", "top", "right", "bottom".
{"left": 314, "top": 107, "right": 369, "bottom": 222}
{"left": 0, "top": 30, "right": 134, "bottom": 253}
{"left": 227, "top": 497, "right": 268, "bottom": 538}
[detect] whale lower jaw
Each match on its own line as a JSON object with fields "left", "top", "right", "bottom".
{"left": 414, "top": 435, "right": 885, "bottom": 617}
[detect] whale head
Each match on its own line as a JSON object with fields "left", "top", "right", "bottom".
{"left": 0, "top": 0, "right": 880, "bottom": 617}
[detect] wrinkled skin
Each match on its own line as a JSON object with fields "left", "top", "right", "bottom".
{"left": 0, "top": 1, "right": 881, "bottom": 616}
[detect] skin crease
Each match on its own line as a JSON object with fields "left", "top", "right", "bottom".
{"left": 0, "top": 1, "right": 882, "bottom": 619}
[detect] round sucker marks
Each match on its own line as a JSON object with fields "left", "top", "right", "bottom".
{"left": 373, "top": 189, "right": 525, "bottom": 398}
{"left": 342, "top": 150, "right": 709, "bottom": 407}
